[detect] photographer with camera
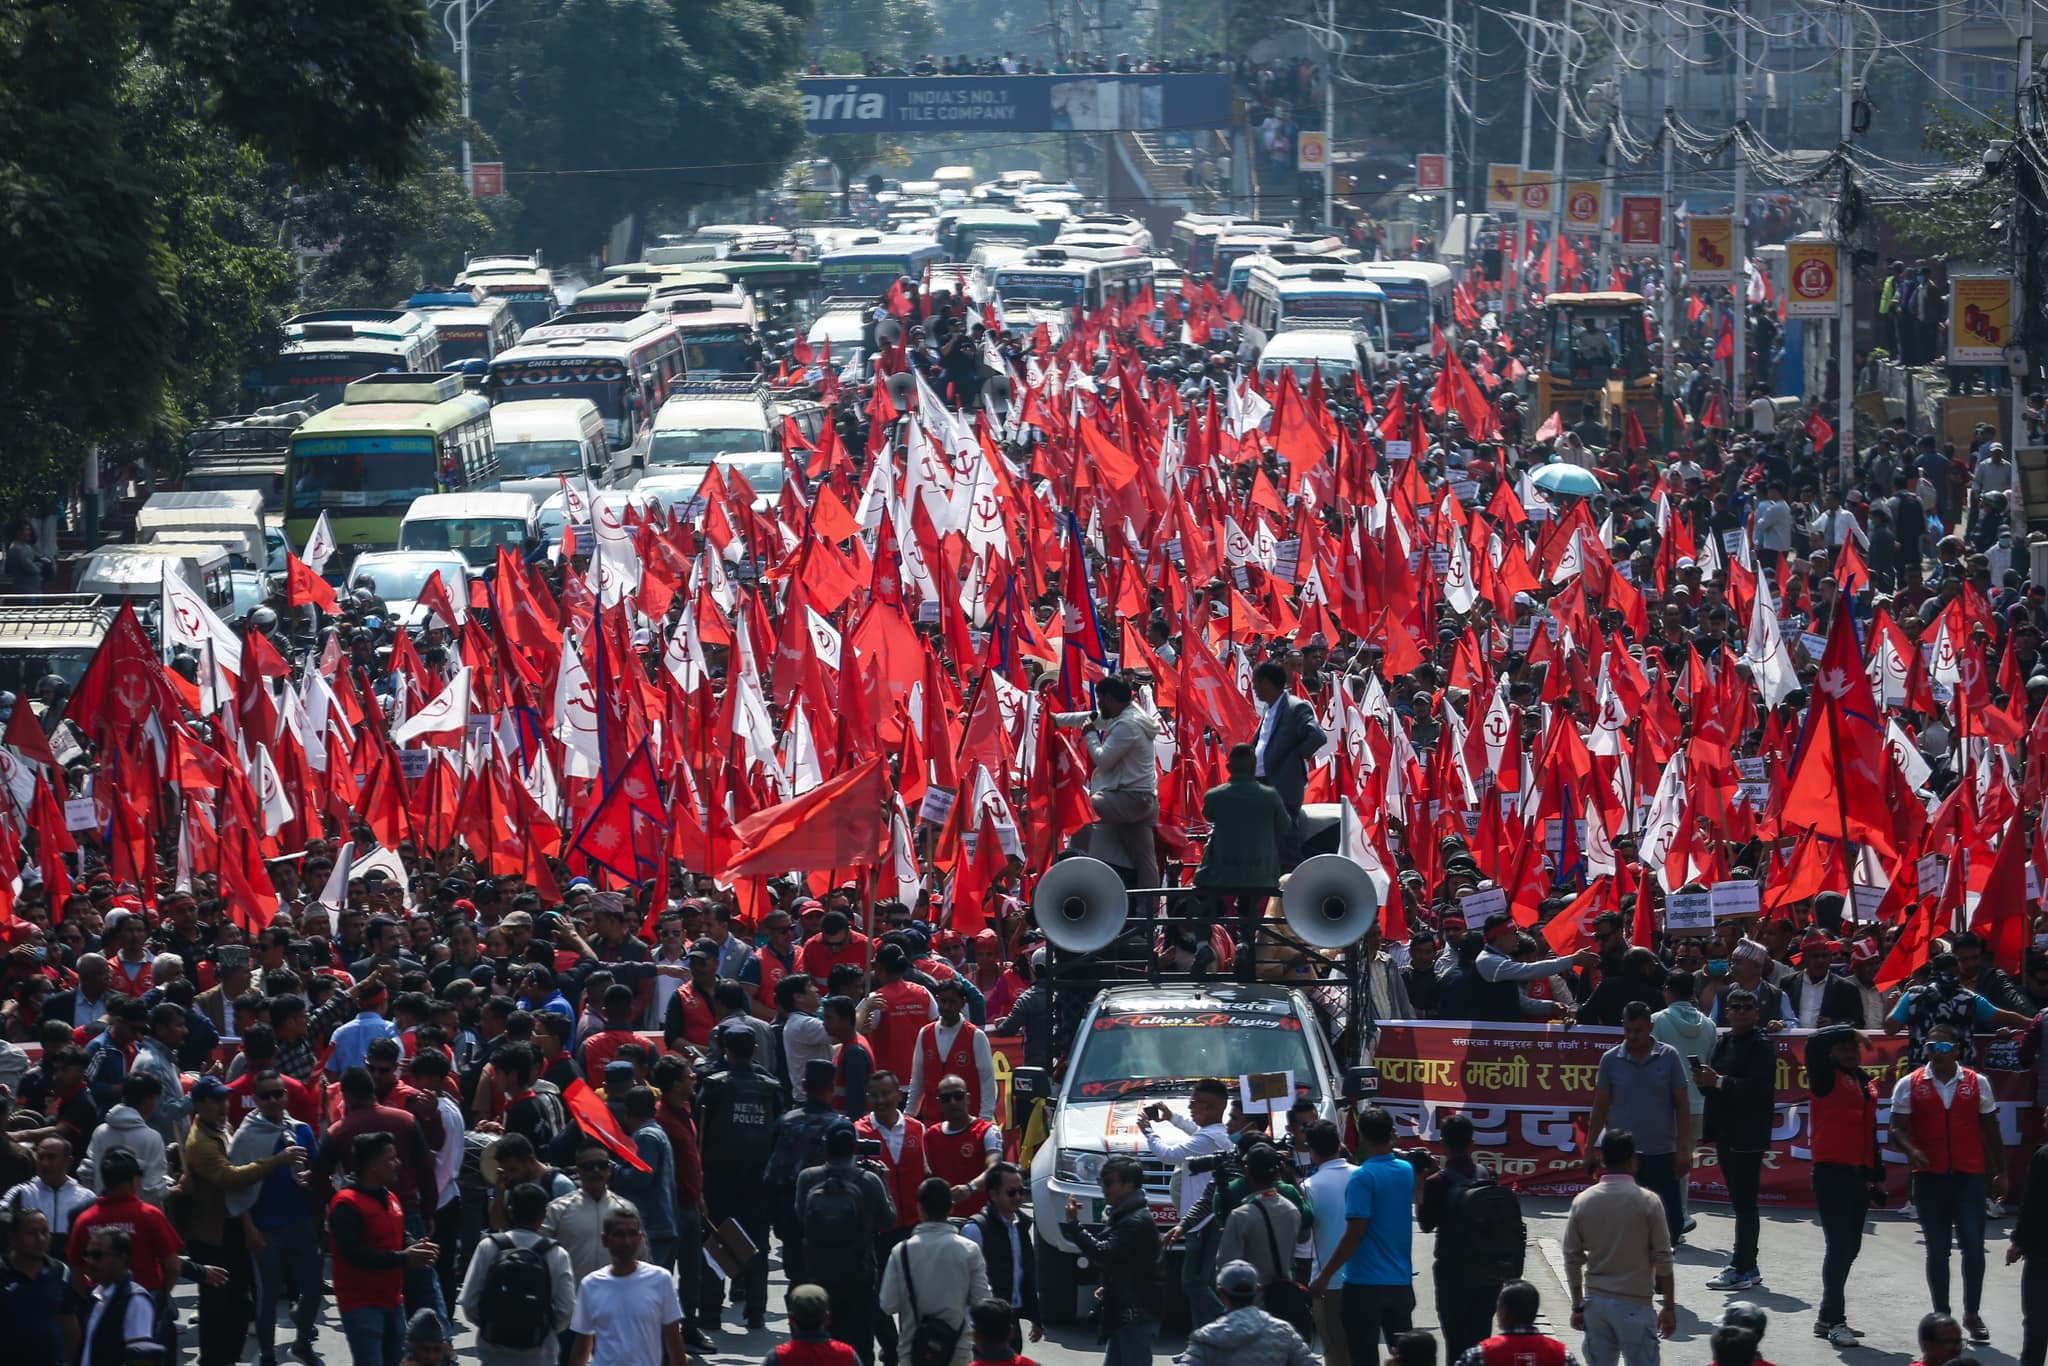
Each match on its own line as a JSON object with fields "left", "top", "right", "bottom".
{"left": 796, "top": 1120, "right": 898, "bottom": 1366}
{"left": 1143, "top": 1078, "right": 1235, "bottom": 1328}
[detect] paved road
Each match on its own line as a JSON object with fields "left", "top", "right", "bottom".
{"left": 178, "top": 1195, "right": 2027, "bottom": 1364}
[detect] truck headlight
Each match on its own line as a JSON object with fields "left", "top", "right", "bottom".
{"left": 1054, "top": 1149, "right": 1106, "bottom": 1184}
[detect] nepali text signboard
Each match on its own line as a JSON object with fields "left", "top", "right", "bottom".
{"left": 1372, "top": 1020, "right": 2033, "bottom": 1207}
{"left": 798, "top": 74, "right": 1232, "bottom": 134}
{"left": 1950, "top": 272, "right": 2016, "bottom": 366}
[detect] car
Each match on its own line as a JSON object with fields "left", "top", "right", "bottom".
{"left": 1028, "top": 981, "right": 1352, "bottom": 1324}
{"left": 343, "top": 550, "right": 471, "bottom": 625}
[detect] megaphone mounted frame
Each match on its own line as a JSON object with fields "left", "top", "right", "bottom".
{"left": 1029, "top": 854, "right": 1380, "bottom": 1067}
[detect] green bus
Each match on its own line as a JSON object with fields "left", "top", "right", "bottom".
{"left": 285, "top": 373, "right": 496, "bottom": 554}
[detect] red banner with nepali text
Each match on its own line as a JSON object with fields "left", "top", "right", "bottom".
{"left": 1371, "top": 1021, "right": 2036, "bottom": 1207}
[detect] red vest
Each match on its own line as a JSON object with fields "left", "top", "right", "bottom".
{"left": 1478, "top": 1334, "right": 1570, "bottom": 1366}
{"left": 913, "top": 1020, "right": 983, "bottom": 1124}
{"left": 832, "top": 1036, "right": 874, "bottom": 1111}
{"left": 856, "top": 1113, "right": 929, "bottom": 1230}
{"left": 751, "top": 946, "right": 795, "bottom": 1014}
{"left": 1809, "top": 1075, "right": 1878, "bottom": 1168}
{"left": 1907, "top": 1067, "right": 1987, "bottom": 1175}
{"left": 330, "top": 1186, "right": 405, "bottom": 1312}
{"left": 869, "top": 979, "right": 935, "bottom": 1084}
{"left": 927, "top": 1118, "right": 995, "bottom": 1216}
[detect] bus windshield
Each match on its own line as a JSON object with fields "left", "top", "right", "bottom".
{"left": 247, "top": 354, "right": 404, "bottom": 409}
{"left": 993, "top": 272, "right": 1085, "bottom": 308}
{"left": 288, "top": 438, "right": 438, "bottom": 518}
{"left": 433, "top": 327, "right": 494, "bottom": 365}
{"left": 649, "top": 428, "right": 769, "bottom": 466}
{"left": 491, "top": 358, "right": 632, "bottom": 445}
{"left": 398, "top": 518, "right": 532, "bottom": 567}
{"left": 477, "top": 287, "right": 557, "bottom": 330}
{"left": 820, "top": 260, "right": 911, "bottom": 297}
{"left": 680, "top": 335, "right": 755, "bottom": 376}
{"left": 1376, "top": 286, "right": 1432, "bottom": 342}
{"left": 496, "top": 440, "right": 587, "bottom": 478}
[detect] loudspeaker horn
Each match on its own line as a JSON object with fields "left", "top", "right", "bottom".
{"left": 1281, "top": 854, "right": 1380, "bottom": 949}
{"left": 1032, "top": 856, "right": 1129, "bottom": 954}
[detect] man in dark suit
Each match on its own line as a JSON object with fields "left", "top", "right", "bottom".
{"left": 1784, "top": 934, "right": 1867, "bottom": 1029}
{"left": 962, "top": 1161, "right": 1041, "bottom": 1347}
{"left": 1250, "top": 662, "right": 1326, "bottom": 868}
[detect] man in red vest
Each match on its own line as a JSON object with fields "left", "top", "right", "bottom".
{"left": 857, "top": 944, "right": 937, "bottom": 1086}
{"left": 1451, "top": 1280, "right": 1579, "bottom": 1366}
{"left": 907, "top": 979, "right": 996, "bottom": 1125}
{"left": 926, "top": 1073, "right": 1002, "bottom": 1217}
{"left": 856, "top": 1071, "right": 929, "bottom": 1243}
{"left": 330, "top": 1131, "right": 439, "bottom": 1364}
{"left": 1891, "top": 1024, "right": 2006, "bottom": 1344}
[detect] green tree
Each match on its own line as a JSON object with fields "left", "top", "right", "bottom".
{"left": 0, "top": 0, "right": 450, "bottom": 508}
{"left": 1881, "top": 104, "right": 2013, "bottom": 266}
{"left": 805, "top": 0, "right": 937, "bottom": 69}
{"left": 473, "top": 0, "right": 813, "bottom": 262}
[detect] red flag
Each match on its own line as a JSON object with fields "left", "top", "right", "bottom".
{"left": 1968, "top": 805, "right": 2030, "bottom": 973}
{"left": 1543, "top": 878, "right": 1609, "bottom": 955}
{"left": 4, "top": 696, "right": 58, "bottom": 771}
{"left": 285, "top": 554, "right": 340, "bottom": 613}
{"left": 1805, "top": 410, "right": 1835, "bottom": 450}
{"left": 722, "top": 755, "right": 890, "bottom": 880}
{"left": 561, "top": 1078, "right": 652, "bottom": 1172}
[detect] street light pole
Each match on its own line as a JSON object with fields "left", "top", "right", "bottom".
{"left": 1445, "top": 0, "right": 1457, "bottom": 249}
{"left": 1731, "top": 0, "right": 1748, "bottom": 404}
{"left": 1837, "top": 0, "right": 1856, "bottom": 481}
{"left": 436, "top": 0, "right": 496, "bottom": 192}
{"left": 1547, "top": 0, "right": 1574, "bottom": 295}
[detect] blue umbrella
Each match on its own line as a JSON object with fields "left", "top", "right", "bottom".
{"left": 1529, "top": 462, "right": 1603, "bottom": 498}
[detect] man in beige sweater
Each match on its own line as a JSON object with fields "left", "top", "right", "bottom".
{"left": 1562, "top": 1130, "right": 1675, "bottom": 1366}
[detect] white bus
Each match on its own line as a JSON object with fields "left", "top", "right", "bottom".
{"left": 1245, "top": 261, "right": 1391, "bottom": 359}
{"left": 487, "top": 312, "right": 684, "bottom": 459}
{"left": 989, "top": 245, "right": 1152, "bottom": 314}
{"left": 818, "top": 237, "right": 947, "bottom": 301}
{"left": 1354, "top": 262, "right": 1458, "bottom": 354}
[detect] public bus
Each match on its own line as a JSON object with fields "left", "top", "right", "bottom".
{"left": 243, "top": 310, "right": 441, "bottom": 409}
{"left": 1221, "top": 237, "right": 1357, "bottom": 300}
{"left": 1176, "top": 218, "right": 1288, "bottom": 278}
{"left": 818, "top": 238, "right": 947, "bottom": 301}
{"left": 672, "top": 308, "right": 761, "bottom": 379}
{"left": 941, "top": 208, "right": 1058, "bottom": 261}
{"left": 1354, "top": 262, "right": 1457, "bottom": 354}
{"left": 572, "top": 275, "right": 663, "bottom": 316}
{"left": 1059, "top": 212, "right": 1154, "bottom": 253}
{"left": 405, "top": 289, "right": 523, "bottom": 366}
{"left": 1020, "top": 243, "right": 1153, "bottom": 307}
{"left": 486, "top": 311, "right": 685, "bottom": 458}
{"left": 1244, "top": 262, "right": 1391, "bottom": 357}
{"left": 454, "top": 253, "right": 559, "bottom": 331}
{"left": 987, "top": 246, "right": 1152, "bottom": 315}
{"left": 284, "top": 372, "right": 495, "bottom": 552}
{"left": 1214, "top": 232, "right": 1348, "bottom": 295}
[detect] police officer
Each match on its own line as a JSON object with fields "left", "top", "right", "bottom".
{"left": 695, "top": 1021, "right": 783, "bottom": 1331}
{"left": 766, "top": 1058, "right": 846, "bottom": 1301}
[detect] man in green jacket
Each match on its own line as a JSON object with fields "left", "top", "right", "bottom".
{"left": 1195, "top": 744, "right": 1293, "bottom": 895}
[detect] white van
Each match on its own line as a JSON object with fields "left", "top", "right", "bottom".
{"left": 396, "top": 491, "right": 542, "bottom": 572}
{"left": 76, "top": 542, "right": 233, "bottom": 606}
{"left": 134, "top": 491, "right": 266, "bottom": 569}
{"left": 490, "top": 399, "right": 612, "bottom": 499}
{"left": 647, "top": 382, "right": 775, "bottom": 471}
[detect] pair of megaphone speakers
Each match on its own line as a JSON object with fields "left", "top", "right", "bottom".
{"left": 1032, "top": 854, "right": 1381, "bottom": 954}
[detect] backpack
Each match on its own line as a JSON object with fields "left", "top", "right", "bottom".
{"left": 1445, "top": 1171, "right": 1525, "bottom": 1282}
{"left": 801, "top": 1168, "right": 874, "bottom": 1257}
{"left": 477, "top": 1233, "right": 559, "bottom": 1350}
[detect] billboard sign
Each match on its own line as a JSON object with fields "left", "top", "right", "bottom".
{"left": 1415, "top": 154, "right": 1447, "bottom": 191}
{"left": 1687, "top": 215, "right": 1735, "bottom": 283}
{"left": 1784, "top": 241, "right": 1841, "bottom": 319}
{"left": 1485, "top": 164, "right": 1522, "bottom": 214}
{"left": 1950, "top": 273, "right": 2015, "bottom": 365}
{"left": 797, "top": 74, "right": 1231, "bottom": 134}
{"left": 1564, "top": 181, "right": 1602, "bottom": 230}
{"left": 1618, "top": 195, "right": 1663, "bottom": 247}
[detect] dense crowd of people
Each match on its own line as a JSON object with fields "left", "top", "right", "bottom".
{"left": 0, "top": 231, "right": 2046, "bottom": 1366}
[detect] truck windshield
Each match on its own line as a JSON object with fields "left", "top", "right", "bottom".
{"left": 1067, "top": 1006, "right": 1316, "bottom": 1100}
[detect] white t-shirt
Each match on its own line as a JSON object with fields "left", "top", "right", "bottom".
{"left": 1891, "top": 1068, "right": 1997, "bottom": 1116}
{"left": 570, "top": 1261, "right": 683, "bottom": 1366}
{"left": 1303, "top": 1159, "right": 1357, "bottom": 1288}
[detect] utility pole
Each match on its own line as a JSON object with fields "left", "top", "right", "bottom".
{"left": 1731, "top": 0, "right": 1749, "bottom": 404}
{"left": 435, "top": 0, "right": 496, "bottom": 192}
{"left": 1444, "top": 0, "right": 1457, "bottom": 249}
{"left": 2011, "top": 3, "right": 2036, "bottom": 537}
{"left": 1837, "top": 0, "right": 1856, "bottom": 481}
{"left": 1546, "top": 0, "right": 1574, "bottom": 295}
{"left": 1519, "top": 0, "right": 1537, "bottom": 175}
{"left": 1324, "top": 0, "right": 1337, "bottom": 227}
{"left": 1660, "top": 2, "right": 1676, "bottom": 385}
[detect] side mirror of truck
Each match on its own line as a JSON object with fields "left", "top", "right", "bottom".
{"left": 1343, "top": 1065, "right": 1382, "bottom": 1102}
{"left": 1012, "top": 1066, "right": 1053, "bottom": 1105}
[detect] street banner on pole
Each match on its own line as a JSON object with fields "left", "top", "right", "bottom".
{"left": 1785, "top": 241, "right": 1841, "bottom": 319}
{"left": 1564, "top": 181, "right": 1602, "bottom": 230}
{"left": 1686, "top": 215, "right": 1735, "bottom": 283}
{"left": 1950, "top": 272, "right": 2016, "bottom": 365}
{"left": 1485, "top": 163, "right": 1522, "bottom": 214}
{"left": 1618, "top": 195, "right": 1663, "bottom": 247}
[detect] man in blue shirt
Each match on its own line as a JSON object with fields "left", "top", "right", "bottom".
{"left": 1309, "top": 1105, "right": 1419, "bottom": 1366}
{"left": 324, "top": 982, "right": 398, "bottom": 1077}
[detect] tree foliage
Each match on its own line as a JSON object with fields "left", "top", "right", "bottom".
{"left": 0, "top": 0, "right": 451, "bottom": 507}
{"left": 805, "top": 0, "right": 936, "bottom": 68}
{"left": 474, "top": 0, "right": 813, "bottom": 260}
{"left": 1880, "top": 104, "right": 2013, "bottom": 266}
